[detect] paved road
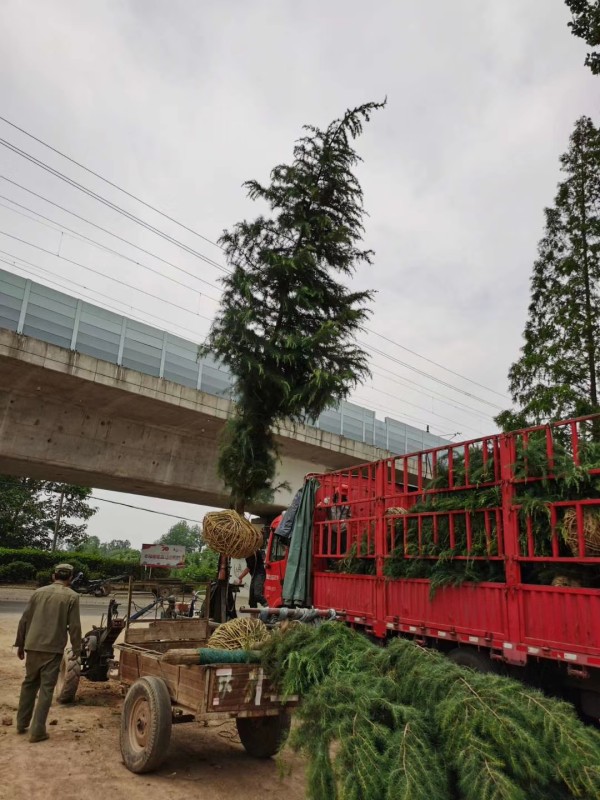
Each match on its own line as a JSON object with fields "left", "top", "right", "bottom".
{"left": 0, "top": 590, "right": 160, "bottom": 620}
{"left": 0, "top": 598, "right": 117, "bottom": 616}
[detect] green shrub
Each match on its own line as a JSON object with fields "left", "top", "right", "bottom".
{"left": 0, "top": 548, "right": 143, "bottom": 580}
{"left": 36, "top": 570, "right": 52, "bottom": 586}
{"left": 0, "top": 560, "right": 37, "bottom": 582}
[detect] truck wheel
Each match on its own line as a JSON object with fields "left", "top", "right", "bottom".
{"left": 120, "top": 677, "right": 172, "bottom": 773}
{"left": 56, "top": 654, "right": 81, "bottom": 703}
{"left": 236, "top": 712, "right": 291, "bottom": 758}
{"left": 448, "top": 647, "right": 495, "bottom": 673}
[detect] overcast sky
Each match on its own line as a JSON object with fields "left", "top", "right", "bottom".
{"left": 0, "top": 1, "right": 598, "bottom": 548}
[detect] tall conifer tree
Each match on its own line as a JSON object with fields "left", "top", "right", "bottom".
{"left": 565, "top": 0, "right": 600, "bottom": 74}
{"left": 202, "top": 101, "right": 385, "bottom": 511}
{"left": 497, "top": 116, "right": 600, "bottom": 430}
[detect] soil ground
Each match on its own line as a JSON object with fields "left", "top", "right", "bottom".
{"left": 0, "top": 587, "right": 307, "bottom": 800}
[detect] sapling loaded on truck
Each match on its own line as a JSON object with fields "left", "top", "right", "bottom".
{"left": 264, "top": 414, "right": 600, "bottom": 721}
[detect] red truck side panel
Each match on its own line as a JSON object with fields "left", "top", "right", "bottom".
{"left": 265, "top": 415, "right": 600, "bottom": 672}
{"left": 383, "top": 580, "right": 509, "bottom": 643}
{"left": 519, "top": 586, "right": 600, "bottom": 657}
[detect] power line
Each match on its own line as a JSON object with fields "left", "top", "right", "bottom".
{"left": 0, "top": 114, "right": 223, "bottom": 251}
{"left": 2, "top": 257, "right": 489, "bottom": 445}
{"left": 0, "top": 214, "right": 500, "bottom": 421}
{"left": 0, "top": 194, "right": 221, "bottom": 302}
{"left": 0, "top": 169, "right": 504, "bottom": 410}
{"left": 365, "top": 327, "right": 508, "bottom": 400}
{"left": 369, "top": 366, "right": 494, "bottom": 422}
{"left": 0, "top": 136, "right": 230, "bottom": 274}
{"left": 2, "top": 247, "right": 489, "bottom": 437}
{"left": 0, "top": 230, "right": 216, "bottom": 323}
{"left": 0, "top": 175, "right": 223, "bottom": 294}
{"left": 351, "top": 393, "right": 483, "bottom": 438}
{"left": 91, "top": 494, "right": 205, "bottom": 522}
{"left": 359, "top": 340, "right": 504, "bottom": 411}
{"left": 0, "top": 476, "right": 206, "bottom": 522}
{"left": 362, "top": 383, "right": 488, "bottom": 434}
{"left": 0, "top": 120, "right": 507, "bottom": 405}
{"left": 0, "top": 255, "right": 212, "bottom": 343}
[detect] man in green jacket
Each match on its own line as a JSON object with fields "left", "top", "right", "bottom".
{"left": 14, "top": 563, "right": 82, "bottom": 742}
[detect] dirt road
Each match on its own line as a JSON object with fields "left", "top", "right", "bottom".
{"left": 0, "top": 590, "right": 307, "bottom": 800}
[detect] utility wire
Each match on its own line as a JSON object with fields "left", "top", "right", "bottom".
{"left": 0, "top": 164, "right": 505, "bottom": 406}
{"left": 0, "top": 135, "right": 505, "bottom": 409}
{"left": 362, "top": 383, "right": 487, "bottom": 433}
{"left": 0, "top": 195, "right": 221, "bottom": 302}
{"left": 0, "top": 246, "right": 495, "bottom": 429}
{"left": 359, "top": 340, "right": 504, "bottom": 411}
{"left": 2, "top": 257, "right": 488, "bottom": 442}
{"left": 0, "top": 225, "right": 496, "bottom": 424}
{"left": 0, "top": 114, "right": 223, "bottom": 251}
{"left": 0, "top": 175, "right": 223, "bottom": 293}
{"left": 0, "top": 121, "right": 506, "bottom": 403}
{"left": 0, "top": 477, "right": 205, "bottom": 522}
{"left": 366, "top": 328, "right": 508, "bottom": 400}
{"left": 91, "top": 494, "right": 204, "bottom": 522}
{"left": 0, "top": 230, "right": 215, "bottom": 323}
{"left": 0, "top": 136, "right": 229, "bottom": 273}
{"left": 351, "top": 393, "right": 483, "bottom": 438}
{"left": 0, "top": 255, "right": 211, "bottom": 343}
{"left": 369, "top": 366, "right": 494, "bottom": 422}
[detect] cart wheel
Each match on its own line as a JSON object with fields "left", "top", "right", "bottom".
{"left": 56, "top": 653, "right": 81, "bottom": 704}
{"left": 236, "top": 712, "right": 291, "bottom": 758}
{"left": 120, "top": 677, "right": 172, "bottom": 773}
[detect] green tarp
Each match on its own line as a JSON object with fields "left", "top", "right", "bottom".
{"left": 282, "top": 478, "right": 318, "bottom": 607}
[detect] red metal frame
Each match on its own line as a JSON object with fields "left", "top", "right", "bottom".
{"left": 265, "top": 415, "right": 600, "bottom": 669}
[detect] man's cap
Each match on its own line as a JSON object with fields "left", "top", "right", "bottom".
{"left": 54, "top": 563, "right": 74, "bottom": 573}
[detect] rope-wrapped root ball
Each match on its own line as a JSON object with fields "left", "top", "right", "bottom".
{"left": 202, "top": 510, "right": 263, "bottom": 558}
{"left": 563, "top": 508, "right": 600, "bottom": 557}
{"left": 208, "top": 617, "right": 270, "bottom": 651}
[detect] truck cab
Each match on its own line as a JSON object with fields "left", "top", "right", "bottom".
{"left": 264, "top": 514, "right": 287, "bottom": 607}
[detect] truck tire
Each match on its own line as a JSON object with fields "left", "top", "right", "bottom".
{"left": 236, "top": 712, "right": 291, "bottom": 758}
{"left": 120, "top": 677, "right": 172, "bottom": 773}
{"left": 448, "top": 647, "right": 495, "bottom": 673}
{"left": 56, "top": 653, "right": 81, "bottom": 703}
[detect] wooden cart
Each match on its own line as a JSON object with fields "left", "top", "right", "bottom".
{"left": 117, "top": 618, "right": 297, "bottom": 773}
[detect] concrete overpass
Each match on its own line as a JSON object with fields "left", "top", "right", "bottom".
{"left": 0, "top": 268, "right": 447, "bottom": 515}
{"left": 0, "top": 328, "right": 391, "bottom": 515}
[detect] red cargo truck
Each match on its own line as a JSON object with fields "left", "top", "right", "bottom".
{"left": 264, "top": 414, "right": 600, "bottom": 720}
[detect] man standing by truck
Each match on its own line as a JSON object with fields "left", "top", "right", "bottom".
{"left": 236, "top": 548, "right": 267, "bottom": 608}
{"left": 14, "top": 563, "right": 82, "bottom": 742}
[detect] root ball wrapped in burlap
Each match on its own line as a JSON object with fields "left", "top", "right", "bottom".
{"left": 563, "top": 508, "right": 600, "bottom": 557}
{"left": 202, "top": 510, "right": 263, "bottom": 558}
{"left": 208, "top": 617, "right": 270, "bottom": 650}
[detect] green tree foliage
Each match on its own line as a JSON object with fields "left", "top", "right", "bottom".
{"left": 201, "top": 101, "right": 385, "bottom": 510}
{"left": 0, "top": 476, "right": 97, "bottom": 549}
{"left": 156, "top": 520, "right": 202, "bottom": 552}
{"left": 173, "top": 548, "right": 219, "bottom": 583}
{"left": 497, "top": 117, "right": 600, "bottom": 430}
{"left": 566, "top": 0, "right": 600, "bottom": 74}
{"left": 262, "top": 624, "right": 600, "bottom": 800}
{"left": 76, "top": 536, "right": 139, "bottom": 561}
